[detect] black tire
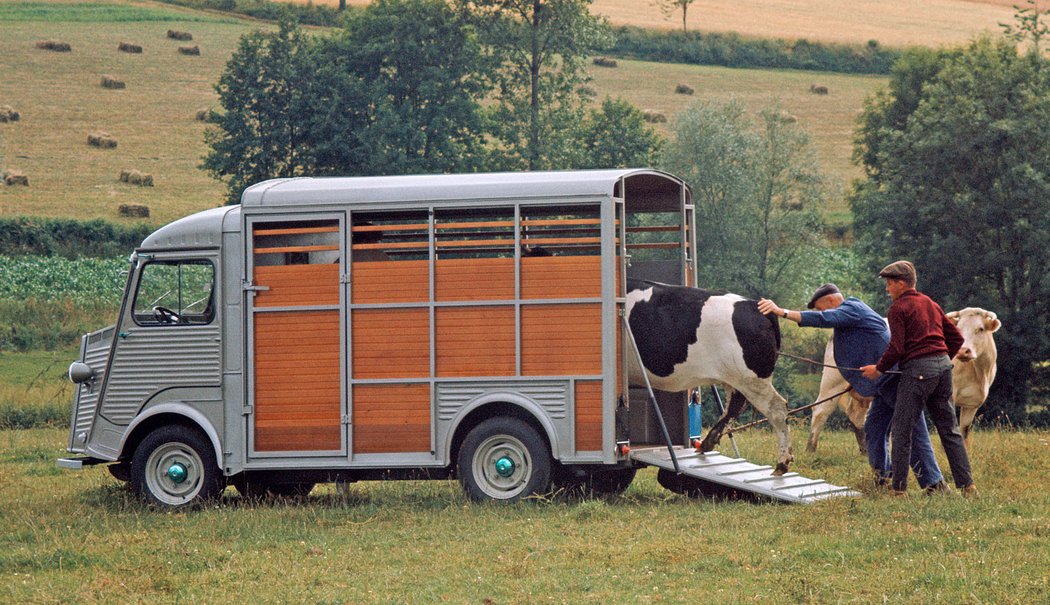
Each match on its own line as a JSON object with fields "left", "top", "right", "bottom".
{"left": 130, "top": 425, "right": 225, "bottom": 508}
{"left": 555, "top": 466, "right": 637, "bottom": 497}
{"left": 232, "top": 475, "right": 315, "bottom": 500}
{"left": 457, "top": 417, "right": 552, "bottom": 503}
{"left": 107, "top": 461, "right": 131, "bottom": 483}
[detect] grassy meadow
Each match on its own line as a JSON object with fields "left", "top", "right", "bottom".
{"left": 2, "top": 426, "right": 1048, "bottom": 603}
{"left": 333, "top": 0, "right": 1017, "bottom": 47}
{"left": 0, "top": 0, "right": 887, "bottom": 225}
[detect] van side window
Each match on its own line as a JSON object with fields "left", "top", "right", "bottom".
{"left": 133, "top": 260, "right": 216, "bottom": 326}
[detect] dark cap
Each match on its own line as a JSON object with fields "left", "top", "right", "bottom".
{"left": 807, "top": 283, "right": 841, "bottom": 309}
{"left": 878, "top": 260, "right": 916, "bottom": 286}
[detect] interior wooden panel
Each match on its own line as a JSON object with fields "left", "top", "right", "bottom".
{"left": 575, "top": 381, "right": 603, "bottom": 451}
{"left": 351, "top": 260, "right": 429, "bottom": 304}
{"left": 521, "top": 304, "right": 602, "bottom": 376}
{"left": 353, "top": 384, "right": 431, "bottom": 454}
{"left": 436, "top": 306, "right": 515, "bottom": 377}
{"left": 351, "top": 308, "right": 430, "bottom": 379}
{"left": 521, "top": 256, "right": 601, "bottom": 299}
{"left": 435, "top": 258, "right": 514, "bottom": 301}
{"left": 253, "top": 310, "right": 341, "bottom": 451}
{"left": 254, "top": 264, "right": 339, "bottom": 308}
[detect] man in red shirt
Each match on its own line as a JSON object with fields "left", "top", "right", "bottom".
{"left": 860, "top": 261, "right": 978, "bottom": 497}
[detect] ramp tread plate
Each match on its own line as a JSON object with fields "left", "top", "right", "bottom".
{"left": 629, "top": 446, "right": 857, "bottom": 504}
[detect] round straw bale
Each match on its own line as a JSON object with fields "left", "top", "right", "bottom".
{"left": 0, "top": 105, "right": 20, "bottom": 122}
{"left": 178, "top": 45, "right": 201, "bottom": 56}
{"left": 118, "top": 42, "right": 143, "bottom": 54}
{"left": 642, "top": 110, "right": 667, "bottom": 124}
{"left": 35, "top": 40, "right": 72, "bottom": 52}
{"left": 101, "top": 75, "right": 126, "bottom": 89}
{"left": 3, "top": 171, "right": 29, "bottom": 186}
{"left": 118, "top": 204, "right": 150, "bottom": 218}
{"left": 167, "top": 30, "right": 193, "bottom": 41}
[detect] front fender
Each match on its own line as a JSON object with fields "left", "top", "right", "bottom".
{"left": 120, "top": 403, "right": 224, "bottom": 470}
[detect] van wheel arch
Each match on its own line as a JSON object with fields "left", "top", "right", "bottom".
{"left": 120, "top": 412, "right": 222, "bottom": 472}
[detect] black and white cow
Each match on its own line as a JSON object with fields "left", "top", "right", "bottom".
{"left": 625, "top": 280, "right": 793, "bottom": 474}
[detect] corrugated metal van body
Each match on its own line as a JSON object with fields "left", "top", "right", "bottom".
{"left": 67, "top": 325, "right": 116, "bottom": 452}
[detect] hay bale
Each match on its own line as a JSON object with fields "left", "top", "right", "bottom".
{"left": 674, "top": 83, "right": 694, "bottom": 95}
{"left": 0, "top": 105, "right": 20, "bottom": 122}
{"left": 195, "top": 108, "right": 222, "bottom": 123}
{"left": 35, "top": 40, "right": 72, "bottom": 52}
{"left": 642, "top": 110, "right": 667, "bottom": 124}
{"left": 88, "top": 131, "right": 118, "bottom": 149}
{"left": 121, "top": 170, "right": 154, "bottom": 187}
{"left": 809, "top": 84, "right": 829, "bottom": 95}
{"left": 118, "top": 42, "right": 143, "bottom": 54}
{"left": 119, "top": 169, "right": 131, "bottom": 183}
{"left": 775, "top": 111, "right": 798, "bottom": 124}
{"left": 100, "top": 75, "right": 126, "bottom": 89}
{"left": 592, "top": 57, "right": 618, "bottom": 68}
{"left": 178, "top": 45, "right": 201, "bottom": 56}
{"left": 118, "top": 204, "right": 150, "bottom": 218}
{"left": 3, "top": 171, "right": 29, "bottom": 186}
{"left": 167, "top": 30, "right": 193, "bottom": 41}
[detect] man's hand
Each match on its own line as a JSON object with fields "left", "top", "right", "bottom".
{"left": 860, "top": 364, "right": 881, "bottom": 380}
{"left": 757, "top": 298, "right": 782, "bottom": 317}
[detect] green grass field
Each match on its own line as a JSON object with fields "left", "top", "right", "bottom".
{"left": 1, "top": 1, "right": 886, "bottom": 225}
{"left": 2, "top": 427, "right": 1048, "bottom": 603}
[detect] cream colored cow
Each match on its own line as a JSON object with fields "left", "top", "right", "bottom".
{"left": 946, "top": 307, "right": 1000, "bottom": 446}
{"left": 806, "top": 338, "right": 870, "bottom": 454}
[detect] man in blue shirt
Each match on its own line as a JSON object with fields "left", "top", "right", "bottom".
{"left": 759, "top": 284, "right": 948, "bottom": 493}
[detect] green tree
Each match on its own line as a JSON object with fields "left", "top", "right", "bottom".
{"left": 572, "top": 97, "right": 663, "bottom": 169}
{"left": 204, "top": 2, "right": 494, "bottom": 202}
{"left": 850, "top": 35, "right": 1050, "bottom": 424}
{"left": 202, "top": 18, "right": 317, "bottom": 203}
{"left": 660, "top": 100, "right": 826, "bottom": 300}
{"left": 458, "top": 0, "right": 611, "bottom": 170}
{"left": 656, "top": 0, "right": 696, "bottom": 33}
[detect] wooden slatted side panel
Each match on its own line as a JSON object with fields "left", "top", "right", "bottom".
{"left": 575, "top": 381, "right": 603, "bottom": 451}
{"left": 436, "top": 306, "right": 515, "bottom": 377}
{"left": 521, "top": 304, "right": 602, "bottom": 375}
{"left": 435, "top": 258, "right": 514, "bottom": 301}
{"left": 521, "top": 256, "right": 601, "bottom": 299}
{"left": 254, "top": 264, "right": 339, "bottom": 307}
{"left": 253, "top": 311, "right": 341, "bottom": 451}
{"left": 351, "top": 260, "right": 429, "bottom": 304}
{"left": 353, "top": 384, "right": 430, "bottom": 453}
{"left": 351, "top": 308, "right": 430, "bottom": 379}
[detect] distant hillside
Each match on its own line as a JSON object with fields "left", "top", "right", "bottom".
{"left": 328, "top": 0, "right": 1016, "bottom": 48}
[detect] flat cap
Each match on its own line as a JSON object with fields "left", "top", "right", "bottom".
{"left": 878, "top": 260, "right": 916, "bottom": 285}
{"left": 807, "top": 283, "right": 841, "bottom": 309}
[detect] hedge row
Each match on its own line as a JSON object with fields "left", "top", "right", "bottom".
{"left": 0, "top": 218, "right": 153, "bottom": 258}
{"left": 604, "top": 26, "right": 902, "bottom": 75}
{"left": 158, "top": 0, "right": 346, "bottom": 27}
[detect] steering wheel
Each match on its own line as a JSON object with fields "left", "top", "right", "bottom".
{"left": 152, "top": 306, "right": 182, "bottom": 324}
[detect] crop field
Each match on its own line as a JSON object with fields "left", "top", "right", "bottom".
{"left": 0, "top": 1, "right": 890, "bottom": 224}
{"left": 332, "top": 0, "right": 1017, "bottom": 47}
{"left": 1, "top": 426, "right": 1048, "bottom": 603}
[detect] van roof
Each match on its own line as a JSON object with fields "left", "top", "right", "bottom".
{"left": 241, "top": 169, "right": 688, "bottom": 208}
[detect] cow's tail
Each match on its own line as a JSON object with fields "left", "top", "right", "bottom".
{"left": 765, "top": 306, "right": 782, "bottom": 353}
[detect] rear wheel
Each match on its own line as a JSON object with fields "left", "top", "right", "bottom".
{"left": 131, "top": 426, "right": 224, "bottom": 508}
{"left": 458, "top": 417, "right": 552, "bottom": 503}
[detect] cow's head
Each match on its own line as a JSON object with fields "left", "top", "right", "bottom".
{"left": 946, "top": 307, "right": 1000, "bottom": 362}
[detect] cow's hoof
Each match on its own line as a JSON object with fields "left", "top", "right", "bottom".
{"left": 773, "top": 463, "right": 790, "bottom": 476}
{"left": 805, "top": 442, "right": 817, "bottom": 453}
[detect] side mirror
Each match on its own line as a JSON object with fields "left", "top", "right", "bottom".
{"left": 68, "top": 362, "right": 94, "bottom": 385}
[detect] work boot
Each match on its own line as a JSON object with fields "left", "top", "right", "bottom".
{"left": 960, "top": 484, "right": 980, "bottom": 498}
{"left": 890, "top": 489, "right": 907, "bottom": 498}
{"left": 924, "top": 480, "right": 952, "bottom": 496}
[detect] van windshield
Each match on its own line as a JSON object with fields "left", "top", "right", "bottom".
{"left": 133, "top": 260, "right": 215, "bottom": 326}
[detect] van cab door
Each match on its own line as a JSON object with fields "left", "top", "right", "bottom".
{"left": 245, "top": 215, "right": 347, "bottom": 458}
{"left": 98, "top": 254, "right": 222, "bottom": 428}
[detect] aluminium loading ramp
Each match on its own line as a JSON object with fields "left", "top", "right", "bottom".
{"left": 630, "top": 446, "right": 860, "bottom": 504}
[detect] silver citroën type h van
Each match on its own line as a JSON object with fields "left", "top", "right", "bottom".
{"left": 60, "top": 169, "right": 697, "bottom": 507}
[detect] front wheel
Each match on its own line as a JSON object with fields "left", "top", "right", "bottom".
{"left": 457, "top": 417, "right": 552, "bottom": 503}
{"left": 131, "top": 426, "right": 224, "bottom": 508}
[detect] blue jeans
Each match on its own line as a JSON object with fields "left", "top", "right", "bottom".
{"left": 864, "top": 373, "right": 944, "bottom": 488}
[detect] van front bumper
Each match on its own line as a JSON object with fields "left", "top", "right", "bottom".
{"left": 57, "top": 457, "right": 107, "bottom": 470}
